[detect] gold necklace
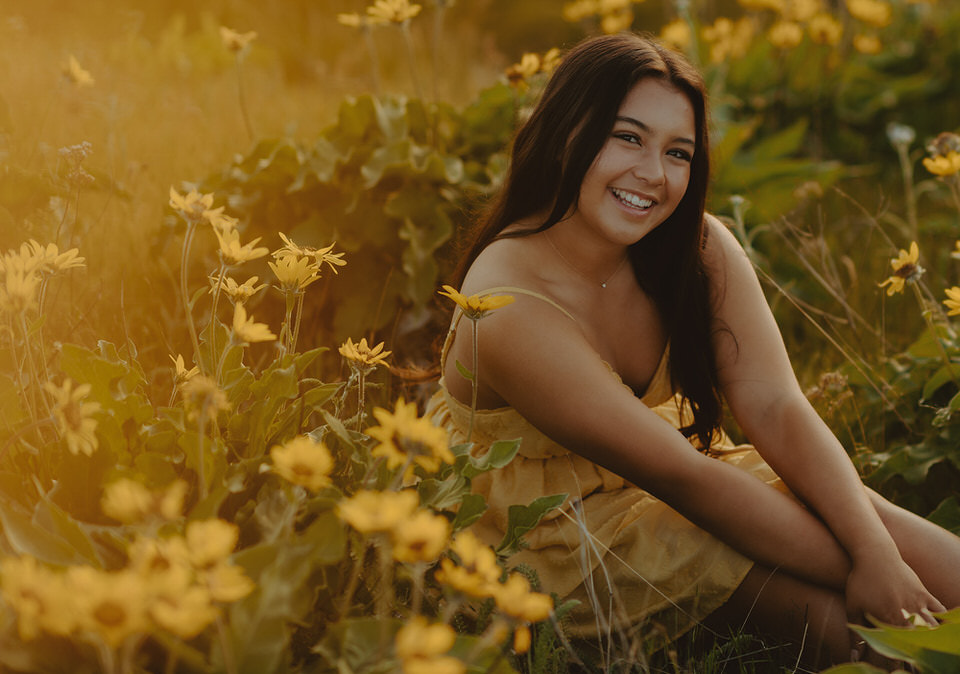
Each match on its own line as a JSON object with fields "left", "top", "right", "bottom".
{"left": 545, "top": 230, "right": 629, "bottom": 289}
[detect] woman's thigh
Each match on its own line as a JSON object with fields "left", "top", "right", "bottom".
{"left": 705, "top": 564, "right": 851, "bottom": 667}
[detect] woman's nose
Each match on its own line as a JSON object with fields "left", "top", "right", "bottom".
{"left": 632, "top": 154, "right": 665, "bottom": 185}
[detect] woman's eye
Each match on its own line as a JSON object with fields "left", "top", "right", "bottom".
{"left": 613, "top": 132, "right": 641, "bottom": 145}
{"left": 668, "top": 148, "right": 692, "bottom": 162}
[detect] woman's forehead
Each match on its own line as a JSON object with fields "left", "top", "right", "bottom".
{"left": 616, "top": 78, "right": 696, "bottom": 140}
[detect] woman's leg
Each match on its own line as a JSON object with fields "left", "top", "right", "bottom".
{"left": 705, "top": 564, "right": 851, "bottom": 667}
{"left": 867, "top": 488, "right": 960, "bottom": 608}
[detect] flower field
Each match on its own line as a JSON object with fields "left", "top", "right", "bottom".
{"left": 2, "top": 0, "right": 960, "bottom": 672}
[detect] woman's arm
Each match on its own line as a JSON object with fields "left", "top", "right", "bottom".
{"left": 454, "top": 287, "right": 852, "bottom": 588}
{"left": 703, "top": 214, "right": 944, "bottom": 623}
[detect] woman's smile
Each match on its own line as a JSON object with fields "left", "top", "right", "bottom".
{"left": 569, "top": 77, "right": 696, "bottom": 247}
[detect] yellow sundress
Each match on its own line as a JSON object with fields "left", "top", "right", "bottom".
{"left": 425, "top": 287, "right": 791, "bottom": 642}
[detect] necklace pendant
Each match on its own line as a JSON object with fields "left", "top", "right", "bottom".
{"left": 600, "top": 282, "right": 607, "bottom": 289}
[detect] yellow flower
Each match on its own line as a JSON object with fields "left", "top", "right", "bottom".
{"left": 44, "top": 378, "right": 100, "bottom": 457}
{"left": 878, "top": 241, "right": 924, "bottom": 296}
{"left": 180, "top": 374, "right": 231, "bottom": 422}
{"left": 437, "top": 285, "right": 515, "bottom": 321}
{"left": 435, "top": 530, "right": 501, "bottom": 599}
{"left": 562, "top": 0, "right": 599, "bottom": 21}
{"left": 392, "top": 510, "right": 451, "bottom": 563}
{"left": 216, "top": 228, "right": 270, "bottom": 266}
{"left": 62, "top": 55, "right": 94, "bottom": 87}
{"left": 20, "top": 240, "right": 85, "bottom": 274}
{"left": 339, "top": 337, "right": 392, "bottom": 370}
{"left": 395, "top": 618, "right": 465, "bottom": 674}
{"left": 127, "top": 535, "right": 192, "bottom": 581}
{"left": 846, "top": 0, "right": 892, "bottom": 27}
{"left": 101, "top": 478, "right": 153, "bottom": 524}
{"left": 922, "top": 151, "right": 960, "bottom": 177}
{"left": 768, "top": 20, "right": 804, "bottom": 49}
{"left": 101, "top": 478, "right": 186, "bottom": 524}
{"left": 944, "top": 287, "right": 960, "bottom": 316}
{"left": 807, "top": 13, "right": 842, "bottom": 45}
{"left": 600, "top": 9, "right": 633, "bottom": 34}
{"left": 199, "top": 562, "right": 255, "bottom": 602}
{"left": 270, "top": 435, "right": 335, "bottom": 491}
{"left": 951, "top": 240, "right": 960, "bottom": 260}
{"left": 211, "top": 274, "right": 266, "bottom": 305}
{"left": 493, "top": 573, "right": 554, "bottom": 622}
{"left": 232, "top": 303, "right": 277, "bottom": 344}
{"left": 185, "top": 519, "right": 240, "bottom": 569}
{"left": 0, "top": 251, "right": 41, "bottom": 315}
{"left": 219, "top": 26, "right": 257, "bottom": 53}
{"left": 703, "top": 17, "right": 755, "bottom": 63}
{"left": 659, "top": 19, "right": 692, "bottom": 51}
{"left": 853, "top": 33, "right": 882, "bottom": 54}
{"left": 69, "top": 566, "right": 149, "bottom": 648}
{"left": 337, "top": 12, "right": 387, "bottom": 28}
{"left": 1, "top": 556, "right": 75, "bottom": 640}
{"left": 366, "top": 398, "right": 455, "bottom": 475}
{"left": 170, "top": 353, "right": 200, "bottom": 385}
{"left": 505, "top": 53, "right": 542, "bottom": 87}
{"left": 169, "top": 186, "right": 214, "bottom": 222}
{"left": 268, "top": 253, "right": 320, "bottom": 292}
{"left": 337, "top": 489, "right": 419, "bottom": 534}
{"left": 204, "top": 207, "right": 240, "bottom": 234}
{"left": 275, "top": 234, "right": 346, "bottom": 274}
{"left": 513, "top": 624, "right": 532, "bottom": 653}
{"left": 541, "top": 48, "right": 562, "bottom": 74}
{"left": 784, "top": 0, "right": 821, "bottom": 22}
{"left": 150, "top": 585, "right": 220, "bottom": 639}
{"left": 367, "top": 0, "right": 422, "bottom": 23}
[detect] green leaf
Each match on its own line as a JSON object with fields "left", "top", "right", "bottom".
{"left": 0, "top": 500, "right": 87, "bottom": 566}
{"left": 922, "top": 363, "right": 960, "bottom": 402}
{"left": 299, "top": 510, "right": 346, "bottom": 565}
{"left": 458, "top": 439, "right": 520, "bottom": 479}
{"left": 228, "top": 542, "right": 318, "bottom": 673}
{"left": 497, "top": 493, "right": 567, "bottom": 556}
{"left": 928, "top": 496, "right": 960, "bottom": 535}
{"left": 454, "top": 359, "right": 474, "bottom": 381}
{"left": 451, "top": 493, "right": 487, "bottom": 531}
{"left": 418, "top": 473, "right": 469, "bottom": 510}
{"left": 852, "top": 622, "right": 960, "bottom": 672}
{"left": 820, "top": 665, "right": 885, "bottom": 674}
{"left": 312, "top": 617, "right": 403, "bottom": 674}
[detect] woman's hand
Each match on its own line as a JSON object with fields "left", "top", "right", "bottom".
{"left": 845, "top": 546, "right": 945, "bottom": 627}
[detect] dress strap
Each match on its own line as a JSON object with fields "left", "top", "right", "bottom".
{"left": 440, "top": 285, "right": 577, "bottom": 370}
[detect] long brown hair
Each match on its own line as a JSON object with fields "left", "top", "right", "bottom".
{"left": 452, "top": 33, "right": 721, "bottom": 449}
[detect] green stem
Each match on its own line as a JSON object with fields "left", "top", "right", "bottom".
{"left": 235, "top": 56, "right": 255, "bottom": 143}
{"left": 281, "top": 290, "right": 296, "bottom": 355}
{"left": 912, "top": 283, "right": 958, "bottom": 388}
{"left": 363, "top": 25, "right": 383, "bottom": 98}
{"left": 291, "top": 291, "right": 305, "bottom": 355}
{"left": 179, "top": 221, "right": 203, "bottom": 372}
{"left": 400, "top": 21, "right": 424, "bottom": 101}
{"left": 197, "top": 407, "right": 208, "bottom": 502}
{"left": 18, "top": 314, "right": 42, "bottom": 421}
{"left": 36, "top": 277, "right": 51, "bottom": 383}
{"left": 216, "top": 615, "right": 238, "bottom": 674}
{"left": 897, "top": 144, "right": 918, "bottom": 239}
{"left": 468, "top": 318, "right": 478, "bottom": 443}
{"left": 210, "top": 263, "right": 227, "bottom": 385}
{"left": 357, "top": 369, "right": 366, "bottom": 432}
{"left": 7, "top": 317, "right": 35, "bottom": 424}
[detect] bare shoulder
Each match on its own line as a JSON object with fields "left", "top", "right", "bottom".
{"left": 460, "top": 233, "right": 548, "bottom": 297}
{"left": 701, "top": 213, "right": 751, "bottom": 288}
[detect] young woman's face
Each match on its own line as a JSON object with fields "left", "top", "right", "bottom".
{"left": 571, "top": 78, "right": 696, "bottom": 247}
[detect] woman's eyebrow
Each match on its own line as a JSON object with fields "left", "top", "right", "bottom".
{"left": 615, "top": 115, "right": 696, "bottom": 147}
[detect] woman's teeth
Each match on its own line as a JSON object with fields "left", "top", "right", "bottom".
{"left": 611, "top": 188, "right": 653, "bottom": 209}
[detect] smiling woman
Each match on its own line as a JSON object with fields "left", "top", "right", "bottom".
{"left": 426, "top": 32, "right": 960, "bottom": 667}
